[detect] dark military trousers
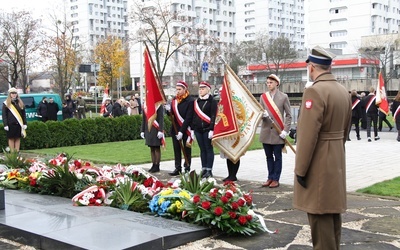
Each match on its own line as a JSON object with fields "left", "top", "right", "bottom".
{"left": 307, "top": 213, "right": 341, "bottom": 250}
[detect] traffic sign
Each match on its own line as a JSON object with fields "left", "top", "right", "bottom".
{"left": 202, "top": 62, "right": 209, "bottom": 72}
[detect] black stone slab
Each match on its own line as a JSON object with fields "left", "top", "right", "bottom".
{"left": 0, "top": 190, "right": 211, "bottom": 250}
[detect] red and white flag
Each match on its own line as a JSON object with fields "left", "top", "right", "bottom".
{"left": 143, "top": 43, "right": 166, "bottom": 130}
{"left": 376, "top": 71, "right": 389, "bottom": 115}
{"left": 100, "top": 85, "right": 109, "bottom": 114}
{"left": 212, "top": 65, "right": 264, "bottom": 163}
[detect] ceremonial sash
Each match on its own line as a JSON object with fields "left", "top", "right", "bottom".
{"left": 194, "top": 99, "right": 210, "bottom": 124}
{"left": 261, "top": 93, "right": 284, "bottom": 130}
{"left": 351, "top": 99, "right": 360, "bottom": 110}
{"left": 172, "top": 99, "right": 193, "bottom": 146}
{"left": 365, "top": 95, "right": 376, "bottom": 113}
{"left": 143, "top": 108, "right": 166, "bottom": 148}
{"left": 4, "top": 101, "right": 26, "bottom": 138}
{"left": 394, "top": 105, "right": 400, "bottom": 121}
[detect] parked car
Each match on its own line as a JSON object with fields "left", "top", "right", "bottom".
{"left": 88, "top": 86, "right": 104, "bottom": 96}
{"left": 0, "top": 93, "right": 63, "bottom": 122}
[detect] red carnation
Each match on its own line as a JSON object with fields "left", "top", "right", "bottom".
{"left": 209, "top": 192, "right": 217, "bottom": 198}
{"left": 143, "top": 177, "right": 154, "bottom": 187}
{"left": 201, "top": 201, "right": 211, "bottom": 210}
{"left": 243, "top": 193, "right": 253, "bottom": 205}
{"left": 231, "top": 202, "right": 239, "bottom": 210}
{"left": 228, "top": 211, "right": 237, "bottom": 219}
{"left": 214, "top": 206, "right": 223, "bottom": 216}
{"left": 237, "top": 198, "right": 246, "bottom": 207}
{"left": 225, "top": 191, "right": 233, "bottom": 199}
{"left": 85, "top": 162, "right": 91, "bottom": 166}
{"left": 193, "top": 195, "right": 201, "bottom": 203}
{"left": 74, "top": 160, "right": 82, "bottom": 168}
{"left": 220, "top": 196, "right": 229, "bottom": 204}
{"left": 238, "top": 215, "right": 248, "bottom": 225}
{"left": 246, "top": 215, "right": 253, "bottom": 221}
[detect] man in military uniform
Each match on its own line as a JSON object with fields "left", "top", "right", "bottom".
{"left": 293, "top": 46, "right": 352, "bottom": 249}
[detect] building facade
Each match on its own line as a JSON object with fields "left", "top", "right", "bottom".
{"left": 307, "top": 0, "right": 400, "bottom": 54}
{"left": 235, "top": 0, "right": 305, "bottom": 50}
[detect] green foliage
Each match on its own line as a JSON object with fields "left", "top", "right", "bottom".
{"left": 109, "top": 179, "right": 149, "bottom": 211}
{"left": 21, "top": 121, "right": 51, "bottom": 149}
{"left": 0, "top": 149, "right": 31, "bottom": 170}
{"left": 180, "top": 171, "right": 214, "bottom": 194}
{"left": 357, "top": 177, "right": 400, "bottom": 198}
{"left": 79, "top": 118, "right": 98, "bottom": 144}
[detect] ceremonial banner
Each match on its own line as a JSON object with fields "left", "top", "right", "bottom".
{"left": 212, "top": 65, "right": 264, "bottom": 163}
{"left": 100, "top": 85, "right": 109, "bottom": 114}
{"left": 143, "top": 43, "right": 166, "bottom": 130}
{"left": 376, "top": 71, "right": 389, "bottom": 115}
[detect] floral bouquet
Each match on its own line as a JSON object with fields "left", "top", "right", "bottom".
{"left": 182, "top": 181, "right": 272, "bottom": 236}
{"left": 72, "top": 185, "right": 107, "bottom": 206}
{"left": 149, "top": 187, "right": 192, "bottom": 218}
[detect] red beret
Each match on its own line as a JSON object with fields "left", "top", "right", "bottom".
{"left": 176, "top": 81, "right": 188, "bottom": 89}
{"left": 199, "top": 81, "right": 211, "bottom": 89}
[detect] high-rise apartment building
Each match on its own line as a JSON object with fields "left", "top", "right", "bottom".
{"left": 307, "top": 0, "right": 400, "bottom": 54}
{"left": 235, "top": 0, "right": 305, "bottom": 50}
{"left": 66, "top": 0, "right": 129, "bottom": 57}
{"left": 129, "top": 0, "right": 236, "bottom": 87}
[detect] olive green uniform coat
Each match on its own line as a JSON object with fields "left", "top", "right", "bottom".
{"left": 293, "top": 73, "right": 352, "bottom": 214}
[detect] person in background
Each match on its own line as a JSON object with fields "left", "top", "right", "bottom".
{"left": 37, "top": 96, "right": 48, "bottom": 122}
{"left": 64, "top": 94, "right": 76, "bottom": 119}
{"left": 260, "top": 74, "right": 292, "bottom": 188}
{"left": 348, "top": 89, "right": 362, "bottom": 140}
{"left": 47, "top": 97, "right": 59, "bottom": 121}
{"left": 363, "top": 86, "right": 380, "bottom": 142}
{"left": 391, "top": 90, "right": 400, "bottom": 142}
{"left": 360, "top": 92, "right": 367, "bottom": 129}
{"left": 140, "top": 105, "right": 164, "bottom": 173}
{"left": 165, "top": 81, "right": 194, "bottom": 176}
{"left": 112, "top": 98, "right": 123, "bottom": 117}
{"left": 130, "top": 96, "right": 139, "bottom": 115}
{"left": 378, "top": 110, "right": 393, "bottom": 132}
{"left": 294, "top": 46, "right": 352, "bottom": 250}
{"left": 62, "top": 103, "right": 70, "bottom": 120}
{"left": 76, "top": 95, "right": 87, "bottom": 119}
{"left": 192, "top": 81, "right": 218, "bottom": 178}
{"left": 134, "top": 93, "right": 142, "bottom": 114}
{"left": 103, "top": 98, "right": 113, "bottom": 117}
{"left": 2, "top": 88, "right": 27, "bottom": 152}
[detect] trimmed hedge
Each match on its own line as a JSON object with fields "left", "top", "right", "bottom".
{"left": 0, "top": 115, "right": 172, "bottom": 150}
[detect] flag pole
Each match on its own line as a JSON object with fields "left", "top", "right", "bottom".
{"left": 144, "top": 42, "right": 190, "bottom": 167}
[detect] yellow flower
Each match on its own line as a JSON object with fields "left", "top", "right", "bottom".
{"left": 175, "top": 200, "right": 183, "bottom": 213}
{"left": 158, "top": 197, "right": 165, "bottom": 205}
{"left": 160, "top": 188, "right": 173, "bottom": 196}
{"left": 178, "top": 190, "right": 190, "bottom": 199}
{"left": 7, "top": 170, "right": 20, "bottom": 180}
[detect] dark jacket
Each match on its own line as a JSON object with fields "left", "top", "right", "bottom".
{"left": 362, "top": 94, "right": 378, "bottom": 115}
{"left": 351, "top": 95, "right": 362, "bottom": 119}
{"left": 141, "top": 106, "right": 164, "bottom": 147}
{"left": 2, "top": 100, "right": 27, "bottom": 127}
{"left": 112, "top": 102, "right": 123, "bottom": 117}
{"left": 47, "top": 102, "right": 59, "bottom": 121}
{"left": 37, "top": 101, "right": 48, "bottom": 118}
{"left": 168, "top": 95, "right": 194, "bottom": 135}
{"left": 191, "top": 95, "right": 218, "bottom": 133}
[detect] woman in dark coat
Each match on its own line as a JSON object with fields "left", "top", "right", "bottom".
{"left": 2, "top": 88, "right": 27, "bottom": 152}
{"left": 141, "top": 105, "right": 164, "bottom": 173}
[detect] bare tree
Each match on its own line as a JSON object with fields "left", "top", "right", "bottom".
{"left": 43, "top": 12, "right": 82, "bottom": 99}
{"left": 0, "top": 11, "right": 43, "bottom": 92}
{"left": 130, "top": 1, "right": 189, "bottom": 82}
{"left": 359, "top": 34, "right": 400, "bottom": 84}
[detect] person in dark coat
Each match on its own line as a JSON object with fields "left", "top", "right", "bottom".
{"left": 391, "top": 91, "right": 400, "bottom": 141}
{"left": 378, "top": 110, "right": 393, "bottom": 132}
{"left": 192, "top": 81, "right": 218, "bottom": 178}
{"left": 103, "top": 98, "right": 113, "bottom": 117}
{"left": 294, "top": 46, "right": 352, "bottom": 250}
{"left": 37, "top": 96, "right": 48, "bottom": 122}
{"left": 47, "top": 97, "right": 59, "bottom": 121}
{"left": 348, "top": 89, "right": 362, "bottom": 140}
{"left": 362, "top": 86, "right": 380, "bottom": 142}
{"left": 360, "top": 92, "right": 367, "bottom": 129}
{"left": 62, "top": 103, "right": 70, "bottom": 120}
{"left": 64, "top": 94, "right": 76, "bottom": 118}
{"left": 165, "top": 80, "right": 194, "bottom": 176}
{"left": 2, "top": 88, "right": 27, "bottom": 152}
{"left": 112, "top": 99, "right": 123, "bottom": 117}
{"left": 141, "top": 105, "right": 164, "bottom": 173}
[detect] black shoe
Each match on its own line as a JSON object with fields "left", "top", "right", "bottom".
{"left": 389, "top": 127, "right": 393, "bottom": 132}
{"left": 200, "top": 169, "right": 207, "bottom": 177}
{"left": 375, "top": 136, "right": 380, "bottom": 141}
{"left": 357, "top": 136, "right": 361, "bottom": 140}
{"left": 202, "top": 171, "right": 213, "bottom": 178}
{"left": 222, "top": 176, "right": 237, "bottom": 182}
{"left": 184, "top": 167, "right": 190, "bottom": 173}
{"left": 148, "top": 164, "right": 160, "bottom": 173}
{"left": 347, "top": 138, "right": 351, "bottom": 141}
{"left": 368, "top": 137, "right": 372, "bottom": 142}
{"left": 168, "top": 168, "right": 181, "bottom": 176}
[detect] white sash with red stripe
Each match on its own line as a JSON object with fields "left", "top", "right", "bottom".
{"left": 194, "top": 99, "right": 210, "bottom": 124}
{"left": 172, "top": 99, "right": 193, "bottom": 146}
{"left": 261, "top": 93, "right": 284, "bottom": 130}
{"left": 351, "top": 99, "right": 360, "bottom": 110}
{"left": 365, "top": 95, "right": 376, "bottom": 113}
{"left": 394, "top": 105, "right": 400, "bottom": 121}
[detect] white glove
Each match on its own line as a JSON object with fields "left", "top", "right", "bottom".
{"left": 208, "top": 130, "right": 214, "bottom": 139}
{"left": 176, "top": 132, "right": 183, "bottom": 140}
{"left": 4, "top": 126, "right": 9, "bottom": 131}
{"left": 279, "top": 130, "right": 287, "bottom": 139}
{"left": 140, "top": 132, "right": 145, "bottom": 139}
{"left": 157, "top": 131, "right": 164, "bottom": 139}
{"left": 164, "top": 104, "right": 171, "bottom": 112}
{"left": 23, "top": 125, "right": 27, "bottom": 130}
{"left": 262, "top": 110, "right": 270, "bottom": 119}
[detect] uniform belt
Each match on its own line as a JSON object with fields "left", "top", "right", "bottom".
{"left": 319, "top": 131, "right": 344, "bottom": 140}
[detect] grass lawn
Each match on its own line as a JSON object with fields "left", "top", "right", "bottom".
{"left": 24, "top": 134, "right": 268, "bottom": 165}
{"left": 357, "top": 177, "right": 400, "bottom": 198}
